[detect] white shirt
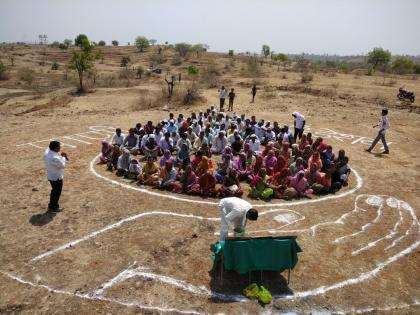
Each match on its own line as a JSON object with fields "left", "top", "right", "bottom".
{"left": 111, "top": 133, "right": 125, "bottom": 146}
{"left": 292, "top": 112, "right": 305, "bottom": 129}
{"left": 248, "top": 139, "right": 260, "bottom": 153}
{"left": 44, "top": 148, "right": 66, "bottom": 181}
{"left": 159, "top": 137, "right": 174, "bottom": 151}
{"left": 379, "top": 115, "right": 390, "bottom": 133}
{"left": 219, "top": 197, "right": 253, "bottom": 240}
{"left": 220, "top": 89, "right": 226, "bottom": 99}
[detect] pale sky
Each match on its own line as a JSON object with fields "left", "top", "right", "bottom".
{"left": 1, "top": 0, "right": 419, "bottom": 56}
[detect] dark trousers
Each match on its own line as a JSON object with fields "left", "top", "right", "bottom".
{"left": 294, "top": 128, "right": 303, "bottom": 141}
{"left": 369, "top": 131, "right": 389, "bottom": 151}
{"left": 228, "top": 99, "right": 234, "bottom": 111}
{"left": 48, "top": 179, "right": 63, "bottom": 210}
{"left": 220, "top": 98, "right": 225, "bottom": 110}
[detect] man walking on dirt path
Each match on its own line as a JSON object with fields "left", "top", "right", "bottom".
{"left": 44, "top": 141, "right": 68, "bottom": 212}
{"left": 228, "top": 88, "right": 235, "bottom": 111}
{"left": 292, "top": 111, "right": 306, "bottom": 141}
{"left": 219, "top": 86, "right": 226, "bottom": 111}
{"left": 251, "top": 85, "right": 257, "bottom": 103}
{"left": 165, "top": 76, "right": 175, "bottom": 97}
{"left": 366, "top": 108, "right": 390, "bottom": 154}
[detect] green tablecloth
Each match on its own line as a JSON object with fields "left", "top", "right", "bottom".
{"left": 212, "top": 237, "right": 302, "bottom": 274}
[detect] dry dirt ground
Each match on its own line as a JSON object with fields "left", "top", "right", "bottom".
{"left": 0, "top": 45, "right": 419, "bottom": 315}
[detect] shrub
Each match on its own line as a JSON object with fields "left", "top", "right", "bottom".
{"left": 0, "top": 62, "right": 8, "bottom": 80}
{"left": 50, "top": 41, "right": 60, "bottom": 48}
{"left": 51, "top": 61, "right": 59, "bottom": 70}
{"left": 188, "top": 65, "right": 199, "bottom": 75}
{"left": 242, "top": 57, "right": 261, "bottom": 77}
{"left": 59, "top": 43, "right": 68, "bottom": 50}
{"left": 300, "top": 72, "right": 314, "bottom": 83}
{"left": 119, "top": 68, "right": 134, "bottom": 79}
{"left": 111, "top": 40, "right": 119, "bottom": 46}
{"left": 120, "top": 56, "right": 131, "bottom": 68}
{"left": 414, "top": 64, "right": 420, "bottom": 74}
{"left": 150, "top": 53, "right": 166, "bottom": 65}
{"left": 392, "top": 56, "right": 414, "bottom": 74}
{"left": 98, "top": 40, "right": 106, "bottom": 46}
{"left": 228, "top": 49, "right": 234, "bottom": 57}
{"left": 261, "top": 45, "right": 270, "bottom": 57}
{"left": 199, "top": 62, "right": 220, "bottom": 88}
{"left": 63, "top": 39, "right": 72, "bottom": 47}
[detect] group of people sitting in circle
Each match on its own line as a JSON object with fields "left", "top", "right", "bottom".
{"left": 99, "top": 106, "right": 351, "bottom": 200}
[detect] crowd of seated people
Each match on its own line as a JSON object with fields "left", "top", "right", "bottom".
{"left": 99, "top": 107, "right": 351, "bottom": 200}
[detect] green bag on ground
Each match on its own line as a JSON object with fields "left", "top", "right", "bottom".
{"left": 243, "top": 283, "right": 259, "bottom": 299}
{"left": 257, "top": 285, "right": 272, "bottom": 304}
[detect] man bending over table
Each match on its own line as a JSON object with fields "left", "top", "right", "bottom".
{"left": 219, "top": 197, "right": 258, "bottom": 241}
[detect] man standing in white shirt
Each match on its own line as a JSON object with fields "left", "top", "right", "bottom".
{"left": 292, "top": 111, "right": 305, "bottom": 141}
{"left": 366, "top": 109, "right": 390, "bottom": 154}
{"left": 219, "top": 86, "right": 226, "bottom": 111}
{"left": 44, "top": 141, "right": 68, "bottom": 212}
{"left": 219, "top": 197, "right": 258, "bottom": 241}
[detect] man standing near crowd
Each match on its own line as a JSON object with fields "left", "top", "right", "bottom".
{"left": 44, "top": 141, "right": 68, "bottom": 212}
{"left": 228, "top": 88, "right": 235, "bottom": 112}
{"left": 219, "top": 86, "right": 226, "bottom": 111}
{"left": 292, "top": 111, "right": 305, "bottom": 141}
{"left": 251, "top": 85, "right": 257, "bottom": 103}
{"left": 366, "top": 109, "right": 390, "bottom": 154}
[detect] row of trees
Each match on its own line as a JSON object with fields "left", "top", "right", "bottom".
{"left": 367, "top": 47, "right": 420, "bottom": 74}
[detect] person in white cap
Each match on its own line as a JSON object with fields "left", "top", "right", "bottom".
{"left": 219, "top": 197, "right": 258, "bottom": 240}
{"left": 292, "top": 112, "right": 306, "bottom": 141}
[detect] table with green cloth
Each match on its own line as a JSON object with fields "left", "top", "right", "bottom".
{"left": 212, "top": 237, "right": 302, "bottom": 285}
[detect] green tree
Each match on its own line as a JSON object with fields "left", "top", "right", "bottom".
{"left": 273, "top": 53, "right": 288, "bottom": 62}
{"left": 59, "top": 43, "right": 68, "bottom": 50}
{"left": 391, "top": 56, "right": 414, "bottom": 74}
{"left": 262, "top": 44, "right": 270, "bottom": 57}
{"left": 75, "top": 34, "right": 89, "bottom": 47}
{"left": 367, "top": 47, "right": 391, "bottom": 70}
{"left": 174, "top": 43, "right": 191, "bottom": 57}
{"left": 228, "top": 49, "right": 234, "bottom": 57}
{"left": 63, "top": 39, "right": 73, "bottom": 47}
{"left": 111, "top": 40, "right": 119, "bottom": 46}
{"left": 67, "top": 36, "right": 95, "bottom": 92}
{"left": 191, "top": 44, "right": 205, "bottom": 57}
{"left": 120, "top": 56, "right": 131, "bottom": 69}
{"left": 50, "top": 41, "right": 60, "bottom": 48}
{"left": 135, "top": 36, "right": 150, "bottom": 52}
{"left": 98, "top": 40, "right": 106, "bottom": 46}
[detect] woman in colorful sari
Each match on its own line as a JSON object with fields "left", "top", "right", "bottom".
{"left": 218, "top": 169, "right": 243, "bottom": 197}
{"left": 159, "top": 149, "right": 175, "bottom": 167}
{"left": 236, "top": 153, "right": 251, "bottom": 181}
{"left": 298, "top": 134, "right": 309, "bottom": 152}
{"left": 263, "top": 150, "right": 277, "bottom": 176}
{"left": 155, "top": 160, "right": 177, "bottom": 189}
{"left": 243, "top": 142, "right": 253, "bottom": 157}
{"left": 215, "top": 155, "right": 234, "bottom": 183}
{"left": 312, "top": 172, "right": 332, "bottom": 195}
{"left": 261, "top": 142, "right": 274, "bottom": 158}
{"left": 308, "top": 151, "right": 323, "bottom": 171}
{"left": 249, "top": 168, "right": 274, "bottom": 199}
{"left": 305, "top": 163, "right": 320, "bottom": 186}
{"left": 197, "top": 170, "right": 217, "bottom": 197}
{"left": 252, "top": 155, "right": 264, "bottom": 177}
{"left": 284, "top": 170, "right": 313, "bottom": 199}
{"left": 191, "top": 150, "right": 203, "bottom": 171}
{"left": 100, "top": 141, "right": 113, "bottom": 163}
{"left": 138, "top": 155, "right": 159, "bottom": 185}
{"left": 302, "top": 144, "right": 313, "bottom": 164}
{"left": 273, "top": 155, "right": 287, "bottom": 174}
{"left": 171, "top": 164, "right": 198, "bottom": 194}
{"left": 289, "top": 157, "right": 305, "bottom": 176}
{"left": 269, "top": 168, "right": 289, "bottom": 198}
{"left": 195, "top": 156, "right": 213, "bottom": 177}
{"left": 107, "top": 145, "right": 121, "bottom": 171}
{"left": 200, "top": 142, "right": 212, "bottom": 158}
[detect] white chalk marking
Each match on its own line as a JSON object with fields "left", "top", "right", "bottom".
{"left": 30, "top": 211, "right": 218, "bottom": 262}
{"left": 63, "top": 136, "right": 92, "bottom": 144}
{"left": 89, "top": 153, "right": 364, "bottom": 207}
{"left": 2, "top": 271, "right": 202, "bottom": 315}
